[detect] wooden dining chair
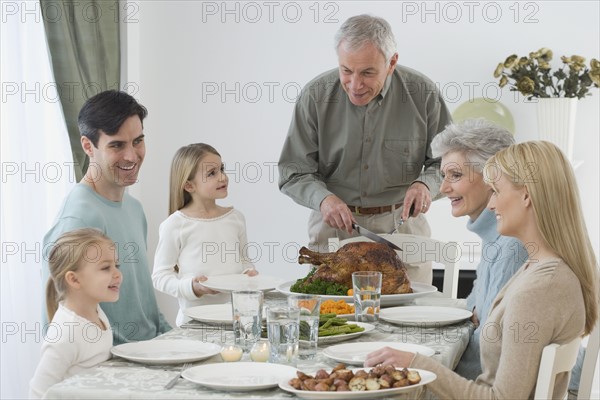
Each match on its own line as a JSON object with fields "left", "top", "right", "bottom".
{"left": 534, "top": 337, "right": 582, "bottom": 400}
{"left": 577, "top": 319, "right": 600, "bottom": 400}
{"left": 328, "top": 233, "right": 459, "bottom": 299}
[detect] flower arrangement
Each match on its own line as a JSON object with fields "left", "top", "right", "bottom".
{"left": 493, "top": 48, "right": 600, "bottom": 99}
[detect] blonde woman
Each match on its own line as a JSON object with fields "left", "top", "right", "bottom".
{"left": 365, "top": 141, "right": 598, "bottom": 399}
{"left": 30, "top": 229, "right": 121, "bottom": 398}
{"left": 152, "top": 143, "right": 257, "bottom": 326}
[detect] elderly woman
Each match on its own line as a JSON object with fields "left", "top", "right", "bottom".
{"left": 430, "top": 119, "right": 528, "bottom": 379}
{"left": 365, "top": 140, "right": 599, "bottom": 399}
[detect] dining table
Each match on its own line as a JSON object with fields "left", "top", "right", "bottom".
{"left": 43, "top": 292, "right": 474, "bottom": 400}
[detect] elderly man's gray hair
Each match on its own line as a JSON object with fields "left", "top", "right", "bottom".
{"left": 334, "top": 15, "right": 397, "bottom": 62}
{"left": 431, "top": 119, "right": 515, "bottom": 173}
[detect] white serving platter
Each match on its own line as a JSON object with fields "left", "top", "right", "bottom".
{"left": 277, "top": 281, "right": 437, "bottom": 306}
{"left": 278, "top": 368, "right": 436, "bottom": 399}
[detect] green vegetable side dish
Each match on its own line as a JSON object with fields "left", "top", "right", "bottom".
{"left": 299, "top": 313, "right": 365, "bottom": 341}
{"left": 290, "top": 268, "right": 349, "bottom": 295}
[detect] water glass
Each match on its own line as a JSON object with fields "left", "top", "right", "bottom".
{"left": 288, "top": 294, "right": 321, "bottom": 359}
{"left": 231, "top": 290, "right": 263, "bottom": 352}
{"left": 352, "top": 271, "right": 382, "bottom": 322}
{"left": 267, "top": 307, "right": 300, "bottom": 367}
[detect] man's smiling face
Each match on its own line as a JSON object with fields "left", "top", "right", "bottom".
{"left": 84, "top": 115, "right": 146, "bottom": 193}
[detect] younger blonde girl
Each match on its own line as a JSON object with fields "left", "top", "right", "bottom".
{"left": 152, "top": 143, "right": 257, "bottom": 326}
{"left": 30, "top": 228, "right": 121, "bottom": 398}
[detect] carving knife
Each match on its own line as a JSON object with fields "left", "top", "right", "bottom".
{"left": 352, "top": 223, "right": 403, "bottom": 251}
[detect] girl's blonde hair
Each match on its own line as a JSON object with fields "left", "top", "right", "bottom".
{"left": 46, "top": 228, "right": 114, "bottom": 321}
{"left": 169, "top": 143, "right": 221, "bottom": 214}
{"left": 485, "top": 141, "right": 599, "bottom": 335}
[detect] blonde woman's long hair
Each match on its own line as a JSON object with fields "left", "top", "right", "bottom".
{"left": 169, "top": 143, "right": 221, "bottom": 215}
{"left": 485, "top": 141, "right": 598, "bottom": 335}
{"left": 46, "top": 228, "right": 114, "bottom": 321}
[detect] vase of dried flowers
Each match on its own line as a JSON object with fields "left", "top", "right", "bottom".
{"left": 494, "top": 48, "right": 599, "bottom": 160}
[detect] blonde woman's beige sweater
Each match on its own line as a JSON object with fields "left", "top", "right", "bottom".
{"left": 412, "top": 258, "right": 585, "bottom": 400}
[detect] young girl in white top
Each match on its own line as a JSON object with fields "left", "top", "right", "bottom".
{"left": 152, "top": 143, "right": 257, "bottom": 326}
{"left": 30, "top": 228, "right": 121, "bottom": 398}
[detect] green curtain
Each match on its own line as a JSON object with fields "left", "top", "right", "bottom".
{"left": 41, "top": 0, "right": 120, "bottom": 181}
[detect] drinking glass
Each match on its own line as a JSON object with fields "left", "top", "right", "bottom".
{"left": 352, "top": 271, "right": 382, "bottom": 322}
{"left": 231, "top": 290, "right": 263, "bottom": 352}
{"left": 288, "top": 294, "right": 320, "bottom": 359}
{"left": 267, "top": 307, "right": 300, "bottom": 367}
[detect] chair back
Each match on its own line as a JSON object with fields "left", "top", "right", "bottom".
{"left": 328, "top": 233, "right": 459, "bottom": 298}
{"left": 534, "top": 337, "right": 582, "bottom": 399}
{"left": 577, "top": 319, "right": 600, "bottom": 400}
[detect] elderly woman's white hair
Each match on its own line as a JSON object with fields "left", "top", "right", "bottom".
{"left": 431, "top": 119, "right": 515, "bottom": 173}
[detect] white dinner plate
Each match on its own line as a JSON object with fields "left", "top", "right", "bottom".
{"left": 110, "top": 339, "right": 221, "bottom": 365}
{"left": 184, "top": 303, "right": 235, "bottom": 325}
{"left": 183, "top": 303, "right": 266, "bottom": 326}
{"left": 322, "top": 341, "right": 435, "bottom": 365}
{"left": 380, "top": 306, "right": 473, "bottom": 327}
{"left": 183, "top": 362, "right": 297, "bottom": 391}
{"left": 277, "top": 281, "right": 437, "bottom": 306}
{"left": 278, "top": 368, "right": 436, "bottom": 399}
{"left": 201, "top": 274, "right": 283, "bottom": 292}
{"left": 318, "top": 322, "right": 375, "bottom": 345}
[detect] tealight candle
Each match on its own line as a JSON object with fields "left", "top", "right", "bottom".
{"left": 220, "top": 345, "right": 243, "bottom": 362}
{"left": 250, "top": 341, "right": 271, "bottom": 362}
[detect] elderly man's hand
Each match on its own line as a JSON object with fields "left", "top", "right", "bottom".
{"left": 401, "top": 182, "right": 432, "bottom": 221}
{"left": 320, "top": 195, "right": 355, "bottom": 234}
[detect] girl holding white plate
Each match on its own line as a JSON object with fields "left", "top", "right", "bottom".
{"left": 365, "top": 141, "right": 598, "bottom": 399}
{"left": 152, "top": 143, "right": 257, "bottom": 326}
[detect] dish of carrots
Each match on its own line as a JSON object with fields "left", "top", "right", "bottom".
{"left": 320, "top": 299, "right": 355, "bottom": 315}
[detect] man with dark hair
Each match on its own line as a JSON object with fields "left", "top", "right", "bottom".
{"left": 42, "top": 90, "right": 171, "bottom": 344}
{"left": 77, "top": 90, "right": 149, "bottom": 147}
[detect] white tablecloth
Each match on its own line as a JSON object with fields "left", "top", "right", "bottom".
{"left": 44, "top": 294, "right": 472, "bottom": 399}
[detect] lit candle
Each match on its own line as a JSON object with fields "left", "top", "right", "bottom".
{"left": 220, "top": 345, "right": 243, "bottom": 362}
{"left": 250, "top": 341, "right": 271, "bottom": 362}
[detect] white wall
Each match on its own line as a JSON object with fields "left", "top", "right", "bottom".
{"left": 123, "top": 1, "right": 600, "bottom": 330}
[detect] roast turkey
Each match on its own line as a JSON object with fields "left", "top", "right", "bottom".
{"left": 298, "top": 242, "right": 412, "bottom": 294}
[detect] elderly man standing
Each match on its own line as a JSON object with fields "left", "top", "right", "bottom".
{"left": 278, "top": 14, "right": 451, "bottom": 283}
